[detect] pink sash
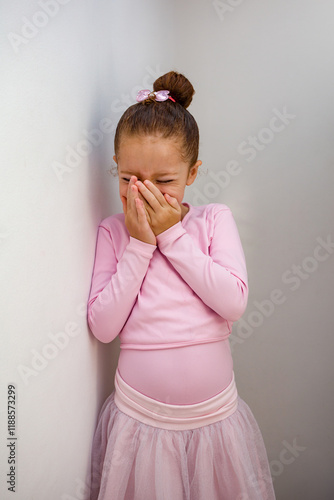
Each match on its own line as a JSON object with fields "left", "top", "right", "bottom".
{"left": 114, "top": 367, "right": 239, "bottom": 430}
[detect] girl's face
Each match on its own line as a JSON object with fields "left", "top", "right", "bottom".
{"left": 113, "top": 134, "right": 201, "bottom": 216}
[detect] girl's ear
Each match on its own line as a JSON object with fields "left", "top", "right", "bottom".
{"left": 186, "top": 160, "right": 202, "bottom": 186}
{"left": 113, "top": 155, "right": 117, "bottom": 164}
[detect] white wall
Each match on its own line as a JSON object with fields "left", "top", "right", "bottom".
{"left": 174, "top": 1, "right": 334, "bottom": 499}
{"left": 1, "top": 1, "right": 333, "bottom": 499}
{"left": 0, "top": 1, "right": 175, "bottom": 499}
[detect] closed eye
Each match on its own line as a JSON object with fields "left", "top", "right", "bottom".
{"left": 122, "top": 178, "right": 173, "bottom": 183}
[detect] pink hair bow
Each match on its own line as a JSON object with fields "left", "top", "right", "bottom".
{"left": 136, "top": 89, "right": 176, "bottom": 103}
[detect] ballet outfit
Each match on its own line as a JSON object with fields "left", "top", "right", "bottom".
{"left": 87, "top": 201, "right": 276, "bottom": 500}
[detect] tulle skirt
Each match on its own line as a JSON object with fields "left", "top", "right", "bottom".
{"left": 90, "top": 368, "right": 276, "bottom": 500}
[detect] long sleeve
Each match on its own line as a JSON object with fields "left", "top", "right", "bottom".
{"left": 155, "top": 207, "right": 248, "bottom": 322}
{"left": 87, "top": 224, "right": 156, "bottom": 343}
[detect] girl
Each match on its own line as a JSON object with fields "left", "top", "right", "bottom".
{"left": 87, "top": 70, "right": 276, "bottom": 500}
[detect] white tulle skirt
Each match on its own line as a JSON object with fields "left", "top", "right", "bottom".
{"left": 90, "top": 368, "right": 276, "bottom": 500}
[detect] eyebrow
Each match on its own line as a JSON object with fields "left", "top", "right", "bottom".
{"left": 120, "top": 171, "right": 179, "bottom": 177}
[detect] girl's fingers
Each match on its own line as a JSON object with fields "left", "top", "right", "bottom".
{"left": 135, "top": 197, "right": 143, "bottom": 213}
{"left": 131, "top": 178, "right": 145, "bottom": 221}
{"left": 128, "top": 177, "right": 137, "bottom": 213}
{"left": 130, "top": 187, "right": 138, "bottom": 220}
{"left": 136, "top": 183, "right": 161, "bottom": 210}
{"left": 128, "top": 177, "right": 152, "bottom": 224}
{"left": 135, "top": 198, "right": 147, "bottom": 222}
{"left": 136, "top": 196, "right": 151, "bottom": 224}
{"left": 165, "top": 193, "right": 177, "bottom": 206}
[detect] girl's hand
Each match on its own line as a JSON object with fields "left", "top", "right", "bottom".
{"left": 121, "top": 176, "right": 157, "bottom": 246}
{"left": 134, "top": 179, "right": 182, "bottom": 236}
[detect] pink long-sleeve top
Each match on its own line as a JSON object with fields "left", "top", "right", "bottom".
{"left": 87, "top": 202, "right": 248, "bottom": 404}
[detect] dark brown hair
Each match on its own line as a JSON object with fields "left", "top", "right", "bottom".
{"left": 114, "top": 70, "right": 199, "bottom": 171}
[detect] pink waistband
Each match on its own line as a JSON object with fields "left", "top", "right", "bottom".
{"left": 113, "top": 367, "right": 239, "bottom": 430}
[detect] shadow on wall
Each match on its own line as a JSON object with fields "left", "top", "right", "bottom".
{"left": 86, "top": 95, "right": 121, "bottom": 402}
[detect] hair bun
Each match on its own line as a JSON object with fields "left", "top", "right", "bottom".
{"left": 153, "top": 70, "right": 195, "bottom": 109}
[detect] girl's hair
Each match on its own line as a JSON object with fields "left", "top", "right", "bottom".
{"left": 113, "top": 70, "right": 199, "bottom": 171}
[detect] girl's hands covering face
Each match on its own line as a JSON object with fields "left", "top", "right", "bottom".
{"left": 134, "top": 178, "right": 182, "bottom": 236}
{"left": 121, "top": 176, "right": 157, "bottom": 246}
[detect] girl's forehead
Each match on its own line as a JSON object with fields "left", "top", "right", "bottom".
{"left": 119, "top": 134, "right": 181, "bottom": 151}
{"left": 119, "top": 161, "right": 180, "bottom": 177}
{"left": 118, "top": 135, "right": 184, "bottom": 164}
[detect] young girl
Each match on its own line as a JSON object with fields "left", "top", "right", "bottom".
{"left": 87, "top": 70, "right": 276, "bottom": 500}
